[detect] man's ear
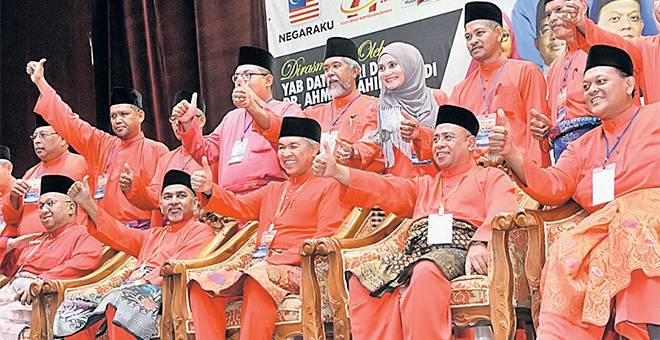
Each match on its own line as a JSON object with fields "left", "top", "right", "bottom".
{"left": 625, "top": 76, "right": 636, "bottom": 96}
{"left": 466, "top": 134, "right": 477, "bottom": 152}
{"left": 264, "top": 74, "right": 274, "bottom": 88}
{"left": 137, "top": 109, "right": 145, "bottom": 123}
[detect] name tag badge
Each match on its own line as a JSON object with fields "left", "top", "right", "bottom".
{"left": 411, "top": 151, "right": 432, "bottom": 166}
{"left": 320, "top": 131, "right": 339, "bottom": 155}
{"left": 228, "top": 139, "right": 248, "bottom": 164}
{"left": 428, "top": 213, "right": 453, "bottom": 245}
{"left": 23, "top": 178, "right": 41, "bottom": 204}
{"left": 93, "top": 174, "right": 108, "bottom": 200}
{"left": 476, "top": 114, "right": 497, "bottom": 147}
{"left": 252, "top": 229, "right": 277, "bottom": 259}
{"left": 592, "top": 163, "right": 616, "bottom": 205}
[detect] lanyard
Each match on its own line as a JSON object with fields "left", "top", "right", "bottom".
{"left": 561, "top": 52, "right": 577, "bottom": 86}
{"left": 478, "top": 60, "right": 508, "bottom": 114}
{"left": 330, "top": 94, "right": 361, "bottom": 130}
{"left": 103, "top": 137, "right": 144, "bottom": 173}
{"left": 603, "top": 108, "right": 640, "bottom": 166}
{"left": 439, "top": 166, "right": 477, "bottom": 214}
{"left": 269, "top": 178, "right": 310, "bottom": 231}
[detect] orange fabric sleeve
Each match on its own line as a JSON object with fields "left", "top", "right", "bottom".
{"left": 253, "top": 107, "right": 286, "bottom": 144}
{"left": 199, "top": 182, "right": 267, "bottom": 221}
{"left": 413, "top": 125, "right": 435, "bottom": 161}
{"left": 178, "top": 119, "right": 222, "bottom": 165}
{"left": 578, "top": 19, "right": 644, "bottom": 75}
{"left": 472, "top": 168, "right": 518, "bottom": 242}
{"left": 350, "top": 140, "right": 386, "bottom": 172}
{"left": 341, "top": 168, "right": 418, "bottom": 218}
{"left": 89, "top": 207, "right": 148, "bottom": 257}
{"left": 39, "top": 233, "right": 103, "bottom": 280}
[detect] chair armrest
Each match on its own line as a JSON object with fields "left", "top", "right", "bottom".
{"left": 161, "top": 221, "right": 258, "bottom": 276}
{"left": 316, "top": 216, "right": 408, "bottom": 256}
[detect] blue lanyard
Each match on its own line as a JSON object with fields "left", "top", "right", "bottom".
{"left": 331, "top": 94, "right": 361, "bottom": 129}
{"left": 478, "top": 60, "right": 507, "bottom": 114}
{"left": 603, "top": 108, "right": 640, "bottom": 166}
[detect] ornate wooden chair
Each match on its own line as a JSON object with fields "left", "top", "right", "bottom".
{"left": 312, "top": 183, "right": 540, "bottom": 340}
{"left": 26, "top": 215, "right": 239, "bottom": 340}
{"left": 162, "top": 207, "right": 376, "bottom": 340}
{"left": 502, "top": 200, "right": 586, "bottom": 331}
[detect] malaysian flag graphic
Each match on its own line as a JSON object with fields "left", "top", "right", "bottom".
{"left": 288, "top": 0, "right": 320, "bottom": 25}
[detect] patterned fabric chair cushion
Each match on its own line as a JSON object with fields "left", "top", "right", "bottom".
{"left": 225, "top": 294, "right": 302, "bottom": 329}
{"left": 450, "top": 275, "right": 489, "bottom": 306}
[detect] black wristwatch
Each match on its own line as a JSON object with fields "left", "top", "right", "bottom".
{"left": 469, "top": 240, "right": 488, "bottom": 248}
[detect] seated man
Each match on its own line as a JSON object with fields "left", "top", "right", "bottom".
{"left": 313, "top": 104, "right": 519, "bottom": 339}
{"left": 0, "top": 175, "right": 103, "bottom": 339}
{"left": 187, "top": 117, "right": 353, "bottom": 339}
{"left": 489, "top": 45, "right": 660, "bottom": 339}
{"left": 53, "top": 170, "right": 214, "bottom": 340}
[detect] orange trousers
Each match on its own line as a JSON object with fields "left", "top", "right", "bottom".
{"left": 537, "top": 270, "right": 660, "bottom": 340}
{"left": 64, "top": 305, "right": 134, "bottom": 340}
{"left": 189, "top": 276, "right": 277, "bottom": 339}
{"left": 348, "top": 261, "right": 452, "bottom": 340}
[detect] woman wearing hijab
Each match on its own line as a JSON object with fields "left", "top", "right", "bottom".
{"left": 338, "top": 42, "right": 448, "bottom": 178}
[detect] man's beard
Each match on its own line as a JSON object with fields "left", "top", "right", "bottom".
{"left": 328, "top": 77, "right": 351, "bottom": 98}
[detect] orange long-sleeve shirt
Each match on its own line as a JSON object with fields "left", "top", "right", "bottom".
{"left": 89, "top": 207, "right": 214, "bottom": 286}
{"left": 200, "top": 171, "right": 353, "bottom": 266}
{"left": 257, "top": 90, "right": 379, "bottom": 148}
{"left": 546, "top": 43, "right": 590, "bottom": 123}
{"left": 0, "top": 221, "right": 103, "bottom": 280}
{"left": 449, "top": 56, "right": 550, "bottom": 166}
{"left": 33, "top": 85, "right": 169, "bottom": 224}
{"left": 341, "top": 161, "right": 518, "bottom": 242}
{"left": 578, "top": 18, "right": 659, "bottom": 104}
{"left": 2, "top": 150, "right": 89, "bottom": 236}
{"left": 516, "top": 103, "right": 660, "bottom": 213}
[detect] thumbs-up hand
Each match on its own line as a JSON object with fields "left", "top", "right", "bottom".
{"left": 312, "top": 142, "right": 337, "bottom": 177}
{"left": 489, "top": 109, "right": 513, "bottom": 157}
{"left": 560, "top": 0, "right": 588, "bottom": 27}
{"left": 171, "top": 92, "right": 198, "bottom": 128}
{"left": 400, "top": 111, "right": 420, "bottom": 142}
{"left": 68, "top": 175, "right": 92, "bottom": 204}
{"left": 529, "top": 108, "right": 550, "bottom": 141}
{"left": 191, "top": 156, "right": 213, "bottom": 194}
{"left": 335, "top": 139, "right": 356, "bottom": 164}
{"left": 232, "top": 77, "right": 254, "bottom": 109}
{"left": 118, "top": 163, "right": 134, "bottom": 193}
{"left": 26, "top": 58, "right": 47, "bottom": 84}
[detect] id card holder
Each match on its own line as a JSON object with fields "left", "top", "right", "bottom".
{"left": 94, "top": 174, "right": 108, "bottom": 200}
{"left": 592, "top": 163, "right": 615, "bottom": 205}
{"left": 476, "top": 114, "right": 497, "bottom": 147}
{"left": 427, "top": 212, "right": 453, "bottom": 245}
{"left": 411, "top": 151, "right": 431, "bottom": 166}
{"left": 320, "top": 131, "right": 339, "bottom": 155}
{"left": 252, "top": 229, "right": 277, "bottom": 259}
{"left": 228, "top": 139, "right": 248, "bottom": 164}
{"left": 23, "top": 178, "right": 41, "bottom": 204}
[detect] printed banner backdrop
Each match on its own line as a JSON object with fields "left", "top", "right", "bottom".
{"left": 266, "top": 0, "right": 515, "bottom": 108}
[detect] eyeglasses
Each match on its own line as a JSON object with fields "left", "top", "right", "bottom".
{"left": 38, "top": 199, "right": 73, "bottom": 210}
{"left": 29, "top": 132, "right": 59, "bottom": 141}
{"left": 231, "top": 72, "right": 269, "bottom": 83}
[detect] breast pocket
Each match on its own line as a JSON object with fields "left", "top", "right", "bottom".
{"left": 492, "top": 86, "right": 525, "bottom": 118}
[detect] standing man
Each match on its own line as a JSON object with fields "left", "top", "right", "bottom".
{"left": 121, "top": 91, "right": 209, "bottom": 226}
{"left": 242, "top": 37, "right": 379, "bottom": 158}
{"left": 531, "top": 0, "right": 602, "bottom": 161}
{"left": 173, "top": 47, "right": 300, "bottom": 196}
{"left": 3, "top": 116, "right": 88, "bottom": 236}
{"left": 26, "top": 58, "right": 168, "bottom": 229}
{"left": 562, "top": 0, "right": 660, "bottom": 104}
{"left": 449, "top": 1, "right": 550, "bottom": 166}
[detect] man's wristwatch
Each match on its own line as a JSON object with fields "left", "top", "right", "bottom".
{"left": 469, "top": 240, "right": 488, "bottom": 248}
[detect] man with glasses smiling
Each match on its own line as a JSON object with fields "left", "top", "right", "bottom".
{"left": 172, "top": 46, "right": 301, "bottom": 199}
{"left": 0, "top": 174, "right": 102, "bottom": 339}
{"left": 3, "top": 115, "right": 89, "bottom": 238}
{"left": 26, "top": 58, "right": 169, "bottom": 231}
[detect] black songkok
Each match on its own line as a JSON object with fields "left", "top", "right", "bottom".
{"left": 464, "top": 1, "right": 503, "bottom": 26}
{"left": 279, "top": 117, "right": 322, "bottom": 143}
{"left": 237, "top": 46, "right": 274, "bottom": 72}
{"left": 435, "top": 105, "right": 480, "bottom": 137}
{"left": 162, "top": 169, "right": 193, "bottom": 193}
{"left": 585, "top": 44, "right": 634, "bottom": 76}
{"left": 324, "top": 37, "right": 359, "bottom": 62}
{"left": 111, "top": 87, "right": 143, "bottom": 109}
